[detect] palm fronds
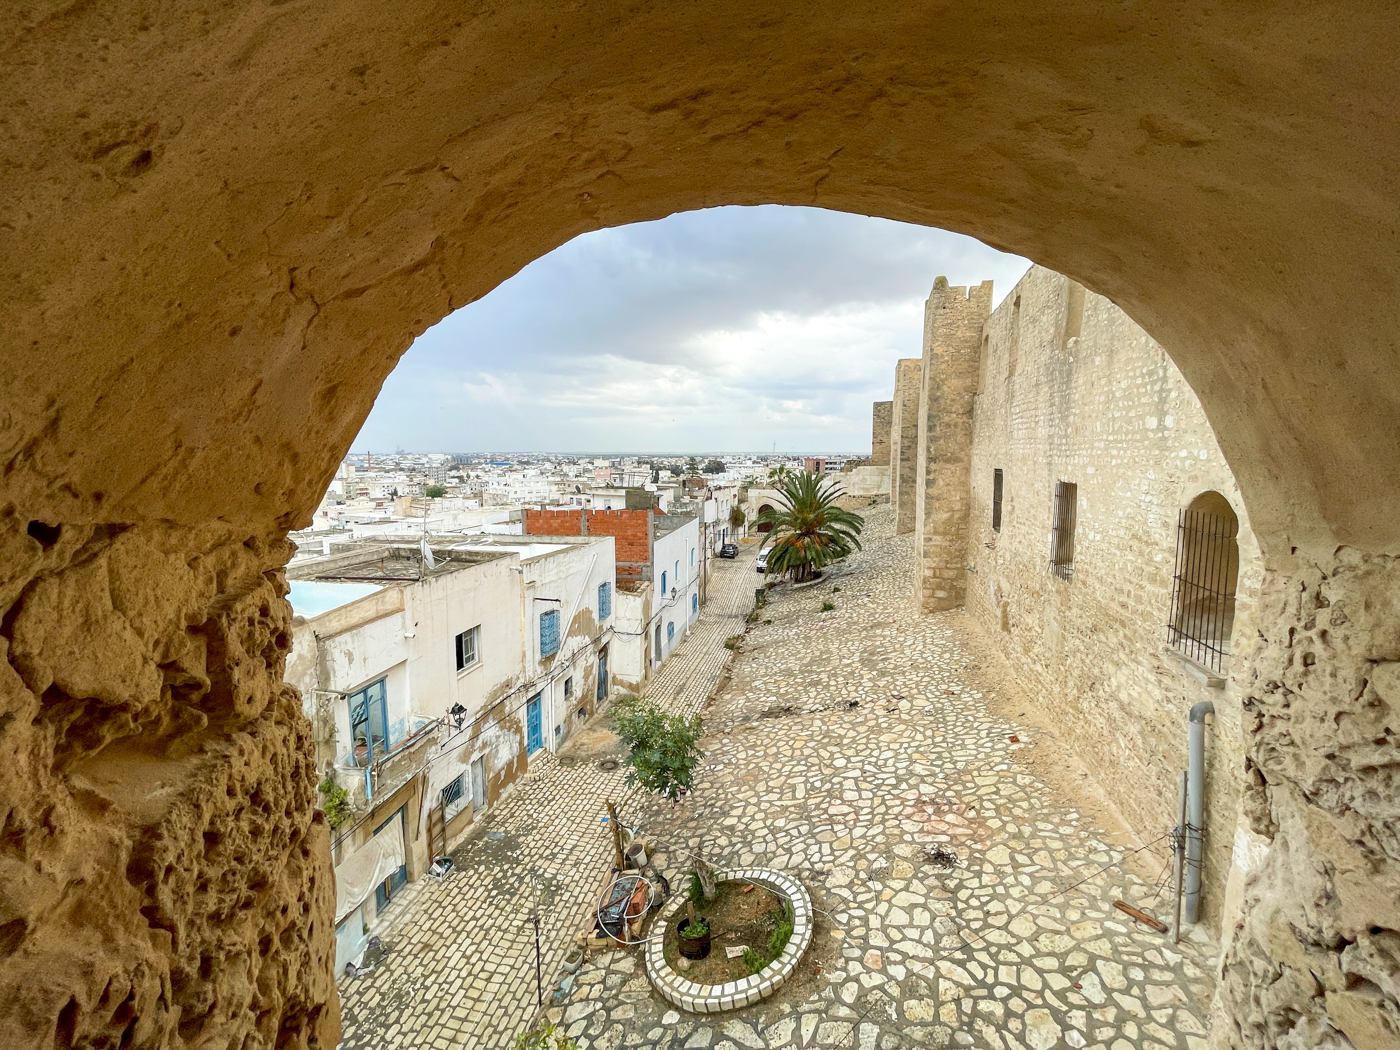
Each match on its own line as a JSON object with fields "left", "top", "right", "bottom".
{"left": 754, "top": 472, "right": 864, "bottom": 582}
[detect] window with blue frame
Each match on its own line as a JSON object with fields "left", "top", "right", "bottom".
{"left": 667, "top": 621, "right": 675, "bottom": 641}
{"left": 691, "top": 548, "right": 695, "bottom": 566}
{"left": 661, "top": 570, "right": 667, "bottom": 593}
{"left": 692, "top": 593, "right": 698, "bottom": 616}
{"left": 349, "top": 677, "right": 389, "bottom": 766}
{"left": 540, "top": 609, "right": 560, "bottom": 658}
{"left": 597, "top": 582, "right": 611, "bottom": 620}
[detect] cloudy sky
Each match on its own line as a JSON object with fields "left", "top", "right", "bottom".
{"left": 353, "top": 206, "right": 1030, "bottom": 456}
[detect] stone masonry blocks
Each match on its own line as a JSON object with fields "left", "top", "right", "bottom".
{"left": 887, "top": 359, "right": 923, "bottom": 535}
{"left": 870, "top": 401, "right": 892, "bottom": 465}
{"left": 913, "top": 280, "right": 992, "bottom": 614}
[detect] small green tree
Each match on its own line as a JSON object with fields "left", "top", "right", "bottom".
{"left": 610, "top": 695, "right": 705, "bottom": 801}
{"left": 685, "top": 456, "right": 700, "bottom": 474}
{"left": 766, "top": 465, "right": 794, "bottom": 484}
{"left": 703, "top": 458, "right": 726, "bottom": 474}
{"left": 512, "top": 1023, "right": 579, "bottom": 1050}
{"left": 729, "top": 505, "right": 746, "bottom": 530}
{"left": 424, "top": 484, "right": 447, "bottom": 498}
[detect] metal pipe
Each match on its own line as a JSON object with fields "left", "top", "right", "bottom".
{"left": 1184, "top": 700, "right": 1215, "bottom": 925}
{"left": 1172, "top": 769, "right": 1187, "bottom": 943}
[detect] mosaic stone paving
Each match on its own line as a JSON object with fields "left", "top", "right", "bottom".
{"left": 547, "top": 504, "right": 1217, "bottom": 1050}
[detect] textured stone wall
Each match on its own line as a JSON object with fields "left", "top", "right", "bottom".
{"left": 913, "top": 280, "right": 992, "bottom": 613}
{"left": 3, "top": 2, "right": 1400, "bottom": 1044}
{"left": 888, "top": 359, "right": 923, "bottom": 535}
{"left": 963, "top": 265, "right": 1263, "bottom": 930}
{"left": 870, "top": 401, "right": 892, "bottom": 466}
{"left": 0, "top": 517, "right": 338, "bottom": 1048}
{"left": 1219, "top": 551, "right": 1400, "bottom": 1049}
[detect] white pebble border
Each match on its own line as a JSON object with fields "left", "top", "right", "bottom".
{"left": 644, "top": 868, "right": 813, "bottom": 1014}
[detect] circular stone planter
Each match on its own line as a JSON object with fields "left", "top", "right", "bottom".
{"left": 645, "top": 868, "right": 813, "bottom": 1014}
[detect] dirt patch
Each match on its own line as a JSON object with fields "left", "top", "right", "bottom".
{"left": 661, "top": 880, "right": 789, "bottom": 985}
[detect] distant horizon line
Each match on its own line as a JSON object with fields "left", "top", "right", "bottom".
{"left": 345, "top": 450, "right": 869, "bottom": 458}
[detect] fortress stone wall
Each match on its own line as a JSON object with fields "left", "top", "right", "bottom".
{"left": 963, "top": 265, "right": 1263, "bottom": 931}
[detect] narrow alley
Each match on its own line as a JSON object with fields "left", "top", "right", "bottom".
{"left": 335, "top": 541, "right": 761, "bottom": 1048}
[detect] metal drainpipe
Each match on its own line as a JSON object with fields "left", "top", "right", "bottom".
{"left": 1184, "top": 700, "right": 1215, "bottom": 925}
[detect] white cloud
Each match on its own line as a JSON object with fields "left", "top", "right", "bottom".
{"left": 353, "top": 205, "right": 1030, "bottom": 454}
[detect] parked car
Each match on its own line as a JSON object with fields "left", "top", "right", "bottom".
{"left": 755, "top": 549, "right": 770, "bottom": 573}
{"left": 719, "top": 543, "right": 738, "bottom": 559}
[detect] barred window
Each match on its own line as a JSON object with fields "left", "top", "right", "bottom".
{"left": 597, "top": 582, "right": 611, "bottom": 620}
{"left": 1167, "top": 492, "right": 1240, "bottom": 673}
{"left": 540, "top": 609, "right": 560, "bottom": 658}
{"left": 441, "top": 775, "right": 463, "bottom": 806}
{"left": 1050, "top": 481, "right": 1077, "bottom": 580}
{"left": 992, "top": 469, "right": 1004, "bottom": 532}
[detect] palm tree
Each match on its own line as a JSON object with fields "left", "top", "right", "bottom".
{"left": 755, "top": 473, "right": 864, "bottom": 582}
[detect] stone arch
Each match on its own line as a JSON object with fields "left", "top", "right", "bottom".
{"left": 3, "top": 4, "right": 1400, "bottom": 1047}
{"left": 756, "top": 504, "right": 776, "bottom": 534}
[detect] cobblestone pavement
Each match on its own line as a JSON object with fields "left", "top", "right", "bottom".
{"left": 335, "top": 545, "right": 761, "bottom": 1049}
{"left": 549, "top": 505, "right": 1218, "bottom": 1050}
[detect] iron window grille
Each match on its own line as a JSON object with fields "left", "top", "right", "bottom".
{"left": 441, "top": 775, "right": 464, "bottom": 806}
{"left": 540, "top": 609, "right": 560, "bottom": 658}
{"left": 597, "top": 582, "right": 611, "bottom": 620}
{"left": 455, "top": 626, "right": 479, "bottom": 671}
{"left": 1167, "top": 507, "right": 1240, "bottom": 673}
{"left": 1050, "top": 481, "right": 1077, "bottom": 580}
{"left": 992, "top": 468, "right": 1004, "bottom": 532}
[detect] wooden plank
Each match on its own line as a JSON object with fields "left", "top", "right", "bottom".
{"left": 1113, "top": 900, "right": 1168, "bottom": 933}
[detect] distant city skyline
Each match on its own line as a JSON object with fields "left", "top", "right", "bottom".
{"left": 353, "top": 205, "right": 1030, "bottom": 454}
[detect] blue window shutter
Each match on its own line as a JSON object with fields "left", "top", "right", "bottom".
{"left": 661, "top": 571, "right": 666, "bottom": 593}
{"left": 598, "top": 582, "right": 611, "bottom": 620}
{"left": 540, "top": 610, "right": 560, "bottom": 657}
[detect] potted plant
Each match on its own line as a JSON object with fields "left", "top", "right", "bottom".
{"left": 676, "top": 916, "right": 711, "bottom": 960}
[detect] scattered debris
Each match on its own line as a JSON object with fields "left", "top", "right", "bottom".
{"left": 1113, "top": 900, "right": 1168, "bottom": 933}
{"left": 725, "top": 945, "right": 747, "bottom": 959}
{"left": 922, "top": 845, "right": 959, "bottom": 870}
{"left": 1008, "top": 734, "right": 1020, "bottom": 743}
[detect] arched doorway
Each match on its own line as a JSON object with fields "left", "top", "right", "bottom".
{"left": 4, "top": 7, "right": 1400, "bottom": 1046}
{"left": 756, "top": 503, "right": 775, "bottom": 534}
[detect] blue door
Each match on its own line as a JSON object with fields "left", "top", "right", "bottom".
{"left": 526, "top": 694, "right": 543, "bottom": 755}
{"left": 372, "top": 808, "right": 408, "bottom": 914}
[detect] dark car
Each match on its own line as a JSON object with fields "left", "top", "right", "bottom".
{"left": 719, "top": 543, "right": 739, "bottom": 559}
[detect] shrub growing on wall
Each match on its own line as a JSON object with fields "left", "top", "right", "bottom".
{"left": 318, "top": 776, "right": 352, "bottom": 828}
{"left": 609, "top": 695, "right": 705, "bottom": 802}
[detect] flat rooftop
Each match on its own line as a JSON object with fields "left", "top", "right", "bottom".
{"left": 287, "top": 542, "right": 510, "bottom": 584}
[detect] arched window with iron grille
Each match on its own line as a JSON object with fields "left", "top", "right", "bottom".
{"left": 1167, "top": 491, "right": 1240, "bottom": 673}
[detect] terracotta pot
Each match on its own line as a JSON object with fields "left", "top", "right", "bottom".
{"left": 676, "top": 918, "right": 711, "bottom": 960}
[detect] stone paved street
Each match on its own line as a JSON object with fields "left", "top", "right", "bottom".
{"left": 335, "top": 542, "right": 760, "bottom": 1049}
{"left": 549, "top": 505, "right": 1218, "bottom": 1050}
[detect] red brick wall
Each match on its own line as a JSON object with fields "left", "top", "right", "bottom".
{"left": 584, "top": 509, "right": 650, "bottom": 577}
{"left": 524, "top": 509, "right": 583, "bottom": 536}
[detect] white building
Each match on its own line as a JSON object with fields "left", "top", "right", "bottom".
{"left": 285, "top": 534, "right": 623, "bottom": 975}
{"left": 649, "top": 514, "right": 702, "bottom": 667}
